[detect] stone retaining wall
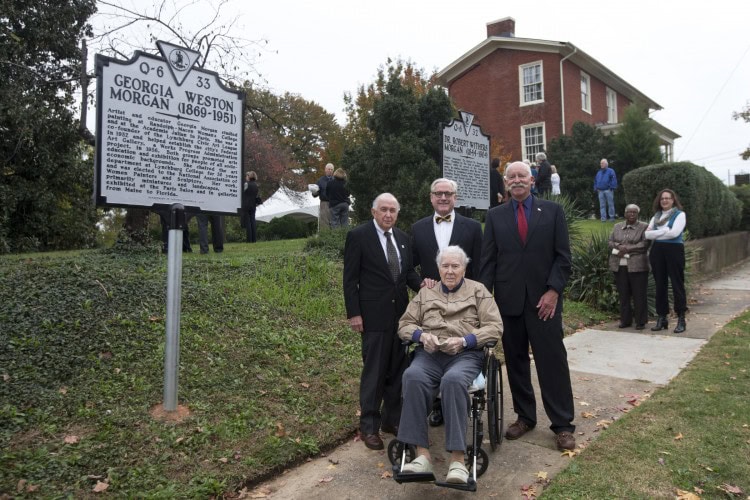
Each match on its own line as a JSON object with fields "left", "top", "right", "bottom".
{"left": 687, "top": 231, "right": 750, "bottom": 276}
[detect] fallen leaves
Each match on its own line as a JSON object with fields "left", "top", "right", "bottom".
{"left": 578, "top": 401, "right": 591, "bottom": 406}
{"left": 275, "top": 422, "right": 286, "bottom": 437}
{"left": 560, "top": 449, "right": 577, "bottom": 458}
{"left": 595, "top": 419, "right": 611, "bottom": 430}
{"left": 675, "top": 488, "right": 700, "bottom": 500}
{"left": 17, "top": 480, "right": 39, "bottom": 493}
{"left": 581, "top": 411, "right": 597, "bottom": 419}
{"left": 93, "top": 481, "right": 109, "bottom": 493}
{"left": 380, "top": 470, "right": 392, "bottom": 479}
{"left": 520, "top": 483, "right": 538, "bottom": 499}
{"left": 717, "top": 483, "right": 743, "bottom": 496}
{"left": 318, "top": 476, "right": 333, "bottom": 483}
{"left": 535, "top": 471, "right": 548, "bottom": 480}
{"left": 674, "top": 432, "right": 684, "bottom": 441}
{"left": 63, "top": 435, "right": 79, "bottom": 444}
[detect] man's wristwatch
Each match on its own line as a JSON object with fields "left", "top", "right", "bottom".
{"left": 462, "top": 337, "right": 467, "bottom": 348}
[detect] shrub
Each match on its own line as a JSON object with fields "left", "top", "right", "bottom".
{"left": 729, "top": 184, "right": 750, "bottom": 230}
{"left": 257, "top": 215, "right": 316, "bottom": 241}
{"left": 622, "top": 162, "right": 741, "bottom": 238}
{"left": 566, "top": 229, "right": 619, "bottom": 313}
{"left": 304, "top": 228, "right": 348, "bottom": 260}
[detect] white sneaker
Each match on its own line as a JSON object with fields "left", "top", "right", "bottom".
{"left": 401, "top": 455, "right": 433, "bottom": 474}
{"left": 445, "top": 461, "right": 469, "bottom": 484}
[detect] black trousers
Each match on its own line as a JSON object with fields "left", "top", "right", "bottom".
{"left": 501, "top": 299, "right": 575, "bottom": 434}
{"left": 649, "top": 242, "right": 686, "bottom": 316}
{"left": 359, "top": 322, "right": 407, "bottom": 435}
{"left": 614, "top": 267, "right": 648, "bottom": 326}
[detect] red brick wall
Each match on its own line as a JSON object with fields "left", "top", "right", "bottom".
{"left": 448, "top": 49, "right": 632, "bottom": 159}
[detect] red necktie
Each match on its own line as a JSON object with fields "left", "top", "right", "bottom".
{"left": 517, "top": 203, "right": 528, "bottom": 244}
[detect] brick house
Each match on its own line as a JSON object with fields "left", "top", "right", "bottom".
{"left": 437, "top": 17, "right": 679, "bottom": 163}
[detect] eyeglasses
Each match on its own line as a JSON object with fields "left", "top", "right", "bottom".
{"left": 431, "top": 191, "right": 455, "bottom": 198}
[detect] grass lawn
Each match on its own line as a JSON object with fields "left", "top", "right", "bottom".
{"left": 542, "top": 310, "right": 750, "bottom": 498}
{"left": 0, "top": 236, "right": 613, "bottom": 497}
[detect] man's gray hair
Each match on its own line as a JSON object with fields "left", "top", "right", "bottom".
{"left": 536, "top": 152, "right": 547, "bottom": 161}
{"left": 430, "top": 178, "right": 458, "bottom": 193}
{"left": 505, "top": 161, "right": 532, "bottom": 177}
{"left": 436, "top": 245, "right": 470, "bottom": 268}
{"left": 625, "top": 203, "right": 640, "bottom": 213}
{"left": 372, "top": 193, "right": 400, "bottom": 210}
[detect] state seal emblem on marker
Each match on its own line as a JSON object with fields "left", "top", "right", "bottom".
{"left": 168, "top": 49, "right": 189, "bottom": 71}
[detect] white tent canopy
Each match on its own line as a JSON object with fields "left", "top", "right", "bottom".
{"left": 255, "top": 186, "right": 319, "bottom": 224}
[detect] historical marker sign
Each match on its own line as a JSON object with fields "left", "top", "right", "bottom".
{"left": 94, "top": 42, "right": 244, "bottom": 215}
{"left": 441, "top": 111, "right": 490, "bottom": 210}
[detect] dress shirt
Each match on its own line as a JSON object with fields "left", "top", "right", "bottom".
{"left": 373, "top": 219, "right": 401, "bottom": 267}
{"left": 432, "top": 210, "right": 455, "bottom": 250}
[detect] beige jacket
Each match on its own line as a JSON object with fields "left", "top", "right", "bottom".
{"left": 607, "top": 221, "right": 650, "bottom": 272}
{"left": 398, "top": 279, "right": 502, "bottom": 347}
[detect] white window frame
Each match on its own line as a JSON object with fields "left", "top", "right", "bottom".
{"left": 521, "top": 122, "right": 546, "bottom": 163}
{"left": 518, "top": 61, "right": 544, "bottom": 106}
{"left": 606, "top": 87, "right": 618, "bottom": 123}
{"left": 580, "top": 71, "right": 591, "bottom": 114}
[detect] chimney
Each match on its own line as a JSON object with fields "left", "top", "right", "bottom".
{"left": 486, "top": 17, "right": 515, "bottom": 38}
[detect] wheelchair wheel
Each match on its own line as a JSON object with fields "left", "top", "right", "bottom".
{"left": 486, "top": 355, "right": 503, "bottom": 450}
{"left": 465, "top": 446, "right": 489, "bottom": 477}
{"left": 387, "top": 439, "right": 416, "bottom": 466}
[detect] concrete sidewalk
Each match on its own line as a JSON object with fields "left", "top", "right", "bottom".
{"left": 245, "top": 260, "right": 750, "bottom": 499}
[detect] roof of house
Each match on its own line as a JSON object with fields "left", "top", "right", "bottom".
{"left": 437, "top": 35, "right": 662, "bottom": 112}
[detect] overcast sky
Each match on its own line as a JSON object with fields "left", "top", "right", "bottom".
{"left": 92, "top": 0, "right": 750, "bottom": 184}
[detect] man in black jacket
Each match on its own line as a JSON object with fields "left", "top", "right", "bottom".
{"left": 490, "top": 158, "right": 505, "bottom": 207}
{"left": 410, "top": 177, "right": 483, "bottom": 425}
{"left": 343, "top": 193, "right": 421, "bottom": 450}
{"left": 535, "top": 152, "right": 552, "bottom": 195}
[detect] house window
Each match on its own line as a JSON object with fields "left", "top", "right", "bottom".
{"left": 606, "top": 87, "right": 618, "bottom": 123}
{"left": 519, "top": 62, "right": 543, "bottom": 105}
{"left": 580, "top": 72, "right": 591, "bottom": 113}
{"left": 521, "top": 123, "right": 546, "bottom": 162}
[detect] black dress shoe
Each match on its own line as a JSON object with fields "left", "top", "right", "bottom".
{"left": 428, "top": 408, "right": 443, "bottom": 427}
{"left": 618, "top": 322, "right": 632, "bottom": 328}
{"left": 362, "top": 433, "right": 384, "bottom": 450}
{"left": 635, "top": 324, "right": 645, "bottom": 330}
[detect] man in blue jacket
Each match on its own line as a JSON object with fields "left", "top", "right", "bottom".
{"left": 593, "top": 158, "right": 617, "bottom": 221}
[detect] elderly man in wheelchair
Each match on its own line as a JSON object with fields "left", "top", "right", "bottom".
{"left": 394, "top": 245, "right": 502, "bottom": 486}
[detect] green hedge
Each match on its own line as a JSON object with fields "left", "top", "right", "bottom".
{"left": 622, "top": 162, "right": 741, "bottom": 238}
{"left": 729, "top": 184, "right": 750, "bottom": 230}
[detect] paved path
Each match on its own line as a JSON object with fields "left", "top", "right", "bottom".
{"left": 244, "top": 260, "right": 750, "bottom": 499}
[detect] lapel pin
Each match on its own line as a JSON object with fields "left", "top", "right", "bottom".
{"left": 537, "top": 207, "right": 542, "bottom": 211}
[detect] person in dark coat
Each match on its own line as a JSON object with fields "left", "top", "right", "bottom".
{"left": 480, "top": 161, "right": 576, "bottom": 452}
{"left": 327, "top": 168, "right": 350, "bottom": 228}
{"left": 535, "top": 152, "right": 552, "bottom": 195}
{"left": 490, "top": 158, "right": 505, "bottom": 207}
{"left": 343, "top": 193, "right": 421, "bottom": 450}
{"left": 242, "top": 171, "right": 260, "bottom": 243}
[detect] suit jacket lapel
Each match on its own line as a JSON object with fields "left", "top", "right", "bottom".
{"left": 526, "top": 198, "right": 542, "bottom": 243}
{"left": 449, "top": 215, "right": 465, "bottom": 246}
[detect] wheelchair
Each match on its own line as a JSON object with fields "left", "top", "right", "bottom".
{"left": 388, "top": 341, "right": 504, "bottom": 492}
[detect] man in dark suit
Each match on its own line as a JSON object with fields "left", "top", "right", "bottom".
{"left": 343, "top": 193, "right": 421, "bottom": 450}
{"left": 411, "top": 177, "right": 483, "bottom": 425}
{"left": 479, "top": 161, "right": 576, "bottom": 451}
{"left": 412, "top": 178, "right": 483, "bottom": 286}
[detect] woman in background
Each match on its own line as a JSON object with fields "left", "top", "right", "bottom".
{"left": 550, "top": 165, "right": 561, "bottom": 195}
{"left": 645, "top": 189, "right": 687, "bottom": 333}
{"left": 608, "top": 204, "right": 650, "bottom": 329}
{"left": 327, "top": 168, "right": 350, "bottom": 229}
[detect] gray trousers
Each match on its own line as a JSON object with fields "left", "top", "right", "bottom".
{"left": 318, "top": 201, "right": 331, "bottom": 230}
{"left": 397, "top": 348, "right": 483, "bottom": 451}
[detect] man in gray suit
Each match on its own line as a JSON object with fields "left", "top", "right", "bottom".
{"left": 479, "top": 161, "right": 576, "bottom": 451}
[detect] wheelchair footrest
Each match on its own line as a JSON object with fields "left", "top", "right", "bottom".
{"left": 392, "top": 466, "right": 436, "bottom": 484}
{"left": 435, "top": 479, "right": 477, "bottom": 492}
